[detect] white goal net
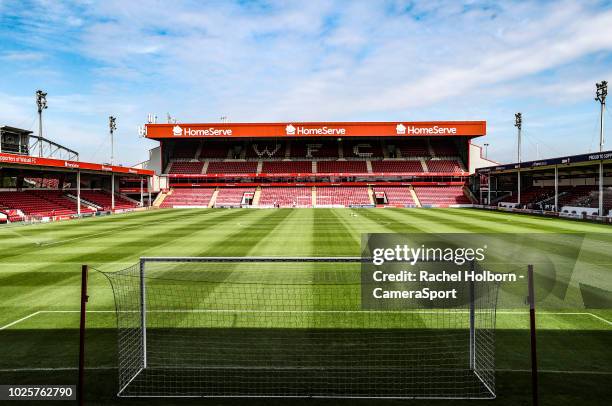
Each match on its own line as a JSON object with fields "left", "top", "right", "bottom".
{"left": 102, "top": 257, "right": 498, "bottom": 398}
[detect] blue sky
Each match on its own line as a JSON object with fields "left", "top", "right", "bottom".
{"left": 1, "top": 0, "right": 612, "bottom": 165}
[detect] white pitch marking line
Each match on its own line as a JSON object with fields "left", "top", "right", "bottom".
{"left": 496, "top": 311, "right": 612, "bottom": 326}
{"left": 0, "top": 310, "right": 114, "bottom": 330}
{"left": 497, "top": 368, "right": 612, "bottom": 375}
{"left": 0, "top": 366, "right": 116, "bottom": 372}
{"left": 0, "top": 311, "right": 41, "bottom": 330}
{"left": 38, "top": 310, "right": 113, "bottom": 313}
{"left": 38, "top": 210, "right": 211, "bottom": 247}
{"left": 1, "top": 227, "right": 42, "bottom": 245}
{"left": 580, "top": 312, "right": 612, "bottom": 326}
{"left": 1, "top": 310, "right": 610, "bottom": 330}
{"left": 1, "top": 366, "right": 610, "bottom": 375}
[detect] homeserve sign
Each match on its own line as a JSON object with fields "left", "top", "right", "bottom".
{"left": 285, "top": 124, "right": 346, "bottom": 136}
{"left": 284, "top": 123, "right": 458, "bottom": 136}
{"left": 172, "top": 125, "right": 232, "bottom": 136}
{"left": 396, "top": 123, "right": 457, "bottom": 135}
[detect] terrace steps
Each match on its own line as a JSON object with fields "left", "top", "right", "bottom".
{"left": 209, "top": 189, "right": 219, "bottom": 208}
{"left": 409, "top": 186, "right": 421, "bottom": 207}
{"left": 252, "top": 187, "right": 262, "bottom": 206}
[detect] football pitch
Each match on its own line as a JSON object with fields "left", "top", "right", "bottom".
{"left": 0, "top": 208, "right": 611, "bottom": 405}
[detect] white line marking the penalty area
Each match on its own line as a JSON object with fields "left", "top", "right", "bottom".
{"left": 37, "top": 210, "right": 211, "bottom": 247}
{"left": 0, "top": 310, "right": 114, "bottom": 330}
{"left": 0, "top": 366, "right": 115, "bottom": 372}
{"left": 1, "top": 310, "right": 611, "bottom": 330}
{"left": 498, "top": 369, "right": 612, "bottom": 375}
{"left": 1, "top": 366, "right": 610, "bottom": 375}
{"left": 0, "top": 311, "right": 42, "bottom": 330}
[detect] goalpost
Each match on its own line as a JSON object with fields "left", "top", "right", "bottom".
{"left": 102, "top": 257, "right": 498, "bottom": 399}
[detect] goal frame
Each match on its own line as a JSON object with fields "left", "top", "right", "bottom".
{"left": 111, "top": 256, "right": 494, "bottom": 399}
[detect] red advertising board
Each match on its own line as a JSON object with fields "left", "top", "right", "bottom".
{"left": 0, "top": 153, "right": 154, "bottom": 176}
{"left": 145, "top": 121, "right": 486, "bottom": 139}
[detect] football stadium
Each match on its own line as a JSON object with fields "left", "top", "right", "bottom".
{"left": 1, "top": 115, "right": 611, "bottom": 405}
{"left": 1, "top": 1, "right": 612, "bottom": 405}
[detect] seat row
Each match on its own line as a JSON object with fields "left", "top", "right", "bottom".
{"left": 172, "top": 139, "right": 460, "bottom": 160}
{"left": 0, "top": 190, "right": 93, "bottom": 217}
{"left": 167, "top": 160, "right": 465, "bottom": 174}
{"left": 158, "top": 186, "right": 470, "bottom": 208}
{"left": 0, "top": 189, "right": 138, "bottom": 218}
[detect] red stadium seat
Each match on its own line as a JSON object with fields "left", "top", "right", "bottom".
{"left": 374, "top": 186, "right": 415, "bottom": 205}
{"left": 172, "top": 141, "right": 199, "bottom": 159}
{"left": 414, "top": 186, "right": 470, "bottom": 206}
{"left": 246, "top": 142, "right": 286, "bottom": 159}
{"left": 519, "top": 186, "right": 555, "bottom": 207}
{"left": 343, "top": 140, "right": 383, "bottom": 158}
{"left": 25, "top": 177, "right": 61, "bottom": 188}
{"left": 315, "top": 186, "right": 371, "bottom": 206}
{"left": 371, "top": 161, "right": 423, "bottom": 173}
{"left": 316, "top": 161, "right": 367, "bottom": 173}
{"left": 168, "top": 162, "right": 205, "bottom": 174}
{"left": 200, "top": 141, "right": 231, "bottom": 159}
{"left": 291, "top": 140, "right": 339, "bottom": 158}
{"left": 430, "top": 140, "right": 459, "bottom": 156}
{"left": 392, "top": 140, "right": 430, "bottom": 157}
{"left": 261, "top": 161, "right": 312, "bottom": 174}
{"left": 207, "top": 161, "right": 258, "bottom": 174}
{"left": 426, "top": 160, "right": 464, "bottom": 172}
{"left": 556, "top": 186, "right": 598, "bottom": 207}
{"left": 0, "top": 190, "right": 95, "bottom": 217}
{"left": 161, "top": 188, "right": 215, "bottom": 208}
{"left": 214, "top": 188, "right": 254, "bottom": 206}
{"left": 77, "top": 190, "right": 138, "bottom": 211}
{"left": 259, "top": 187, "right": 312, "bottom": 207}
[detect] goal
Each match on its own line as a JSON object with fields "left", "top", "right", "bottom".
{"left": 102, "top": 257, "right": 498, "bottom": 398}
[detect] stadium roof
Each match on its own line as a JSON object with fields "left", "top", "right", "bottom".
{"left": 476, "top": 150, "right": 612, "bottom": 174}
{"left": 1, "top": 125, "right": 32, "bottom": 135}
{"left": 145, "top": 121, "right": 486, "bottom": 139}
{"left": 0, "top": 152, "right": 153, "bottom": 176}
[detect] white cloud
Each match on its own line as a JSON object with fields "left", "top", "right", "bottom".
{"left": 0, "top": 92, "right": 37, "bottom": 129}
{"left": 1, "top": 0, "right": 611, "bottom": 164}
{"left": 1, "top": 51, "right": 46, "bottom": 61}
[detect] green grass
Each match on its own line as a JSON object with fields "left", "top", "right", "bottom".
{"left": 0, "top": 208, "right": 611, "bottom": 405}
